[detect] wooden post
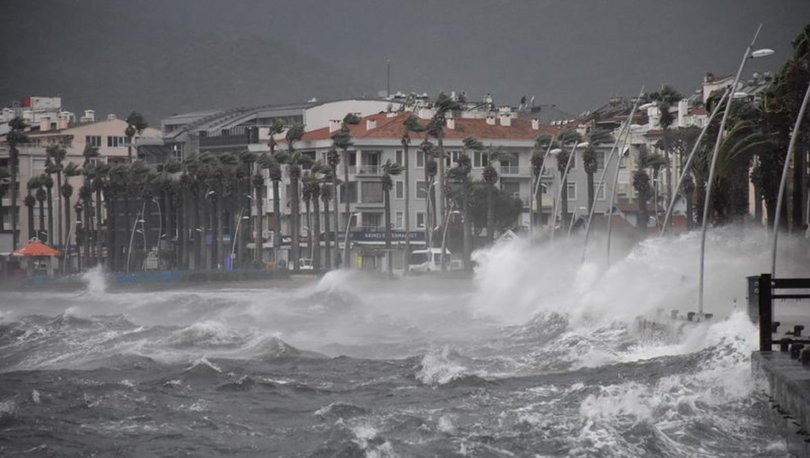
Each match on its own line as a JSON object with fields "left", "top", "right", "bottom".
{"left": 759, "top": 273, "right": 773, "bottom": 351}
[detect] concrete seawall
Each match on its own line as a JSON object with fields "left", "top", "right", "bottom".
{"left": 752, "top": 351, "right": 810, "bottom": 457}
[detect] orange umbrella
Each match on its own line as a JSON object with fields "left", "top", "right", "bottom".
{"left": 13, "top": 240, "right": 60, "bottom": 257}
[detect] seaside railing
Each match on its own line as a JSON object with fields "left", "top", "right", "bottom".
{"left": 755, "top": 273, "right": 810, "bottom": 352}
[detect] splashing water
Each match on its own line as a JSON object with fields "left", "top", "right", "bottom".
{"left": 81, "top": 265, "right": 107, "bottom": 295}
{"left": 0, "top": 226, "right": 799, "bottom": 456}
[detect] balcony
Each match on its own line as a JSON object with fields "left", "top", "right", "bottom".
{"left": 498, "top": 166, "right": 531, "bottom": 177}
{"left": 351, "top": 165, "right": 381, "bottom": 176}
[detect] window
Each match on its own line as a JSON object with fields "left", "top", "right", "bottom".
{"left": 339, "top": 182, "right": 358, "bottom": 203}
{"left": 395, "top": 211, "right": 404, "bottom": 228}
{"left": 416, "top": 181, "right": 428, "bottom": 199}
{"left": 347, "top": 151, "right": 357, "bottom": 167}
{"left": 86, "top": 135, "right": 101, "bottom": 147}
{"left": 596, "top": 183, "right": 606, "bottom": 200}
{"left": 416, "top": 212, "right": 426, "bottom": 228}
{"left": 395, "top": 181, "right": 404, "bottom": 199}
{"left": 395, "top": 150, "right": 403, "bottom": 165}
{"left": 595, "top": 151, "right": 605, "bottom": 170}
{"left": 502, "top": 181, "right": 520, "bottom": 199}
{"left": 171, "top": 143, "right": 183, "bottom": 161}
{"left": 473, "top": 151, "right": 488, "bottom": 168}
{"left": 107, "top": 136, "right": 128, "bottom": 147}
{"left": 32, "top": 158, "right": 47, "bottom": 172}
{"left": 416, "top": 151, "right": 425, "bottom": 168}
{"left": 567, "top": 182, "right": 577, "bottom": 201}
{"left": 362, "top": 182, "right": 383, "bottom": 203}
{"left": 445, "top": 151, "right": 461, "bottom": 167}
{"left": 364, "top": 212, "right": 382, "bottom": 228}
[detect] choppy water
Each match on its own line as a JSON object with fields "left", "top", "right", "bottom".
{"left": 1, "top": 228, "right": 806, "bottom": 457}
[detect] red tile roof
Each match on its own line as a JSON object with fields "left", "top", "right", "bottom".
{"left": 298, "top": 111, "right": 560, "bottom": 143}
{"left": 690, "top": 107, "right": 708, "bottom": 116}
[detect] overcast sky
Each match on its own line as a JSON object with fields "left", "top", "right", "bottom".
{"left": 2, "top": 1, "right": 808, "bottom": 124}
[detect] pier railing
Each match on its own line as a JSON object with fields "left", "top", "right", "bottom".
{"left": 756, "top": 273, "right": 810, "bottom": 351}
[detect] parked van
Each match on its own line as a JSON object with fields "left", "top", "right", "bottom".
{"left": 408, "top": 248, "right": 461, "bottom": 273}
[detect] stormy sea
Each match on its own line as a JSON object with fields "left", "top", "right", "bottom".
{"left": 1, "top": 228, "right": 806, "bottom": 457}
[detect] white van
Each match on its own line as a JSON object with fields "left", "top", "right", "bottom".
{"left": 408, "top": 248, "right": 461, "bottom": 273}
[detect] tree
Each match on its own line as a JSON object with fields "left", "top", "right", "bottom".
{"left": 582, "top": 129, "right": 614, "bottom": 212}
{"left": 266, "top": 119, "right": 286, "bottom": 266}
{"left": 555, "top": 129, "right": 582, "bottom": 231}
{"left": 40, "top": 172, "right": 54, "bottom": 244}
{"left": 420, "top": 139, "right": 438, "bottom": 248}
{"left": 60, "top": 179, "right": 74, "bottom": 273}
{"left": 6, "top": 117, "right": 29, "bottom": 248}
{"left": 468, "top": 183, "right": 522, "bottom": 237}
{"left": 381, "top": 159, "right": 404, "bottom": 278}
{"left": 401, "top": 114, "right": 425, "bottom": 272}
{"left": 331, "top": 113, "right": 360, "bottom": 267}
{"left": 0, "top": 167, "right": 8, "bottom": 231}
{"left": 285, "top": 123, "right": 306, "bottom": 272}
{"left": 633, "top": 147, "right": 666, "bottom": 232}
{"left": 649, "top": 85, "right": 684, "bottom": 206}
{"left": 447, "top": 153, "right": 472, "bottom": 271}
{"left": 46, "top": 144, "right": 67, "bottom": 247}
{"left": 326, "top": 147, "right": 341, "bottom": 269}
{"left": 125, "top": 112, "right": 148, "bottom": 163}
{"left": 320, "top": 182, "right": 334, "bottom": 269}
{"left": 303, "top": 161, "right": 328, "bottom": 273}
{"left": 428, "top": 93, "right": 461, "bottom": 229}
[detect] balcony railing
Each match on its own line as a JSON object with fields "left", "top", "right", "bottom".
{"left": 498, "top": 166, "right": 531, "bottom": 177}
{"left": 350, "top": 165, "right": 381, "bottom": 176}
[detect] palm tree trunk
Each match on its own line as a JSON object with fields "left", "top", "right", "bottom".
{"left": 291, "top": 175, "right": 300, "bottom": 272}
{"left": 63, "top": 198, "right": 71, "bottom": 273}
{"left": 193, "top": 190, "right": 202, "bottom": 269}
{"left": 255, "top": 183, "right": 263, "bottom": 265}
{"left": 560, "top": 178, "right": 569, "bottom": 230}
{"left": 11, "top": 157, "right": 18, "bottom": 248}
{"left": 216, "top": 198, "right": 224, "bottom": 269}
{"left": 74, "top": 207, "right": 82, "bottom": 271}
{"left": 385, "top": 187, "right": 392, "bottom": 278}
{"left": 437, "top": 131, "right": 445, "bottom": 228}
{"left": 331, "top": 170, "right": 339, "bottom": 269}
{"left": 664, "top": 135, "right": 672, "bottom": 208}
{"left": 83, "top": 198, "right": 91, "bottom": 264}
{"left": 56, "top": 172, "right": 62, "bottom": 247}
{"left": 463, "top": 182, "right": 472, "bottom": 271}
{"left": 487, "top": 185, "right": 494, "bottom": 243}
{"left": 273, "top": 178, "right": 281, "bottom": 267}
{"left": 587, "top": 171, "right": 595, "bottom": 213}
{"left": 106, "top": 193, "right": 115, "bottom": 270}
{"left": 95, "top": 186, "right": 102, "bottom": 265}
{"left": 38, "top": 199, "right": 45, "bottom": 236}
{"left": 324, "top": 194, "right": 331, "bottom": 269}
{"left": 342, "top": 149, "right": 351, "bottom": 267}
{"left": 312, "top": 193, "right": 321, "bottom": 273}
{"left": 46, "top": 187, "right": 54, "bottom": 244}
{"left": 403, "top": 143, "right": 411, "bottom": 273}
{"left": 305, "top": 198, "right": 312, "bottom": 261}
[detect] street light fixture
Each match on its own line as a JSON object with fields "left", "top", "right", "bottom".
{"left": 698, "top": 24, "right": 772, "bottom": 315}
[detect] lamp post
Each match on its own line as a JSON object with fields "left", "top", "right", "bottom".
{"left": 771, "top": 84, "right": 810, "bottom": 277}
{"left": 440, "top": 206, "right": 460, "bottom": 271}
{"left": 698, "top": 24, "right": 773, "bottom": 315}
{"left": 550, "top": 141, "right": 588, "bottom": 242}
{"left": 581, "top": 86, "right": 645, "bottom": 263}
{"left": 567, "top": 206, "right": 587, "bottom": 238}
{"left": 151, "top": 197, "right": 162, "bottom": 251}
{"left": 230, "top": 210, "right": 250, "bottom": 269}
{"left": 660, "top": 87, "right": 731, "bottom": 235}
{"left": 342, "top": 212, "right": 359, "bottom": 269}
{"left": 530, "top": 139, "right": 558, "bottom": 241}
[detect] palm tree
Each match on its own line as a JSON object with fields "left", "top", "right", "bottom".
{"left": 25, "top": 177, "right": 39, "bottom": 240}
{"left": 320, "top": 183, "right": 334, "bottom": 269}
{"left": 266, "top": 119, "right": 286, "bottom": 266}
{"left": 633, "top": 147, "right": 666, "bottom": 232}
{"left": 555, "top": 129, "right": 582, "bottom": 231}
{"left": 326, "top": 147, "right": 340, "bottom": 268}
{"left": 60, "top": 180, "right": 74, "bottom": 273}
{"left": 40, "top": 172, "right": 54, "bottom": 244}
{"left": 447, "top": 153, "right": 472, "bottom": 271}
{"left": 401, "top": 114, "right": 425, "bottom": 270}
{"left": 0, "top": 167, "right": 9, "bottom": 231}
{"left": 381, "top": 159, "right": 404, "bottom": 278}
{"left": 420, "top": 139, "right": 438, "bottom": 248}
{"left": 582, "top": 129, "right": 615, "bottom": 212}
{"left": 6, "top": 117, "right": 29, "bottom": 248}
{"left": 35, "top": 176, "right": 47, "bottom": 241}
{"left": 478, "top": 142, "right": 511, "bottom": 244}
{"left": 428, "top": 93, "right": 461, "bottom": 228}
{"left": 124, "top": 112, "right": 148, "bottom": 163}
{"left": 331, "top": 113, "right": 360, "bottom": 266}
{"left": 103, "top": 163, "right": 126, "bottom": 270}
{"left": 46, "top": 144, "right": 67, "bottom": 247}
{"left": 650, "top": 85, "right": 684, "bottom": 206}
{"left": 285, "top": 124, "right": 306, "bottom": 271}
{"left": 252, "top": 153, "right": 270, "bottom": 265}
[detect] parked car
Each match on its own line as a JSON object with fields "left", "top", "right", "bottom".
{"left": 408, "top": 248, "right": 460, "bottom": 273}
{"left": 295, "top": 258, "right": 313, "bottom": 271}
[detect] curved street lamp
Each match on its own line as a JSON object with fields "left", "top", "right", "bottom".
{"left": 550, "top": 142, "right": 588, "bottom": 243}
{"left": 771, "top": 84, "right": 810, "bottom": 277}
{"left": 698, "top": 24, "right": 772, "bottom": 315}
{"left": 342, "top": 212, "right": 359, "bottom": 269}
